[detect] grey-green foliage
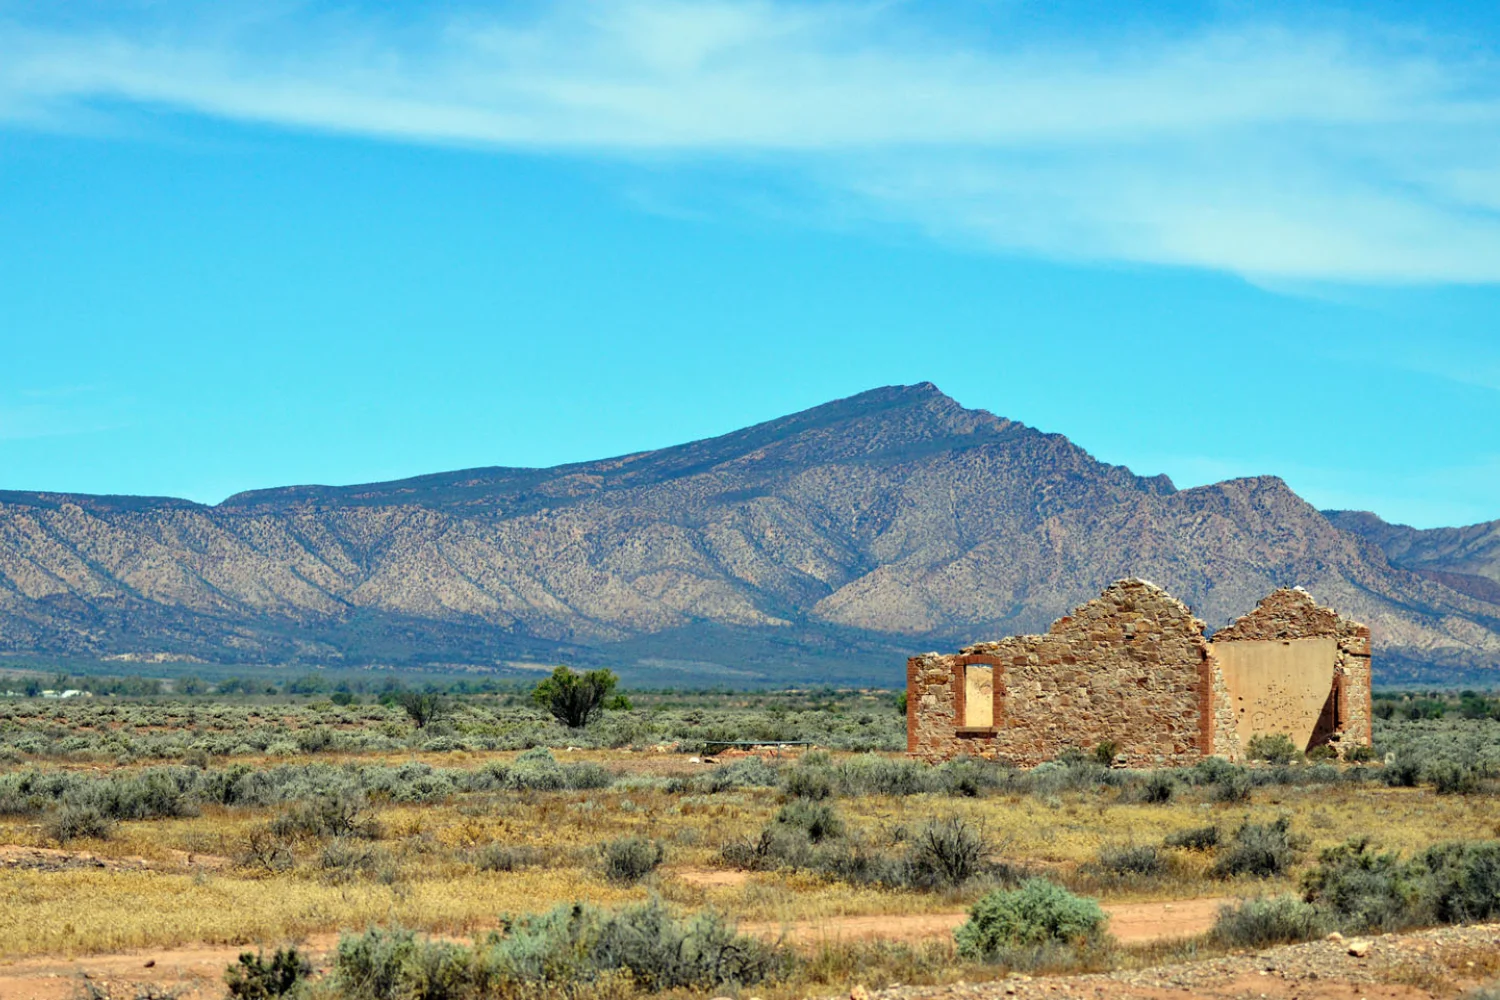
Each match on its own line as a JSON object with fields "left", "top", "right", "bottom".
{"left": 1210, "top": 817, "right": 1304, "bottom": 879}
{"left": 599, "top": 837, "right": 665, "bottom": 884}
{"left": 331, "top": 900, "right": 788, "bottom": 999}
{"left": 1300, "top": 838, "right": 1423, "bottom": 932}
{"left": 1093, "top": 844, "right": 1168, "bottom": 878}
{"left": 954, "top": 880, "right": 1107, "bottom": 958}
{"left": 1211, "top": 896, "right": 1327, "bottom": 948}
{"left": 719, "top": 811, "right": 1000, "bottom": 893}
{"left": 0, "top": 754, "right": 618, "bottom": 828}
{"left": 1300, "top": 837, "right": 1500, "bottom": 933}
{"left": 46, "top": 803, "right": 115, "bottom": 842}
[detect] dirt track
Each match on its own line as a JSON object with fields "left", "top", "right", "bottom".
{"left": 2, "top": 905, "right": 1495, "bottom": 1000}
{"left": 741, "top": 898, "right": 1229, "bottom": 946}
{"left": 0, "top": 897, "right": 1226, "bottom": 1000}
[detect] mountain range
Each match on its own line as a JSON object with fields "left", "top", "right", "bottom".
{"left": 1, "top": 384, "right": 1496, "bottom": 685}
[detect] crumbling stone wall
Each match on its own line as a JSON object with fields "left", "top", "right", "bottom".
{"left": 907, "top": 580, "right": 1369, "bottom": 767}
{"left": 1212, "top": 588, "right": 1372, "bottom": 754}
{"left": 908, "top": 580, "right": 1233, "bottom": 768}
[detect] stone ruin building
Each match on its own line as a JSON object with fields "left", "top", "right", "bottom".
{"left": 906, "top": 579, "right": 1372, "bottom": 767}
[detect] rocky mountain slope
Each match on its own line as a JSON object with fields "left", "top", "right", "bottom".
{"left": 1, "top": 384, "right": 1496, "bottom": 684}
{"left": 1326, "top": 510, "right": 1500, "bottom": 606}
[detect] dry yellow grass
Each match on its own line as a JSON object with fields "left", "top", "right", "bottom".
{"left": 1, "top": 752, "right": 1495, "bottom": 960}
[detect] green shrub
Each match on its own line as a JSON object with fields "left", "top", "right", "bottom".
{"left": 1094, "top": 844, "right": 1167, "bottom": 877}
{"left": 599, "top": 837, "right": 664, "bottom": 884}
{"left": 1163, "top": 825, "right": 1220, "bottom": 852}
{"left": 531, "top": 667, "right": 618, "bottom": 729}
{"left": 1211, "top": 896, "right": 1326, "bottom": 948}
{"left": 1138, "top": 772, "right": 1175, "bottom": 804}
{"left": 1428, "top": 760, "right": 1480, "bottom": 795}
{"left": 332, "top": 926, "right": 473, "bottom": 1000}
{"left": 1345, "top": 744, "right": 1379, "bottom": 763}
{"left": 1211, "top": 817, "right": 1303, "bottom": 879}
{"left": 1418, "top": 840, "right": 1500, "bottom": 924}
{"left": 1301, "top": 838, "right": 1424, "bottom": 933}
{"left": 954, "top": 880, "right": 1107, "bottom": 959}
{"left": 271, "top": 794, "right": 381, "bottom": 841}
{"left": 1093, "top": 741, "right": 1119, "bottom": 766}
{"left": 473, "top": 844, "right": 539, "bottom": 873}
{"left": 225, "top": 948, "right": 312, "bottom": 999}
{"left": 1212, "top": 771, "right": 1253, "bottom": 803}
{"left": 1247, "top": 733, "right": 1302, "bottom": 765}
{"left": 784, "top": 764, "right": 834, "bottom": 801}
{"left": 1305, "top": 744, "right": 1340, "bottom": 762}
{"left": 775, "top": 800, "right": 844, "bottom": 843}
{"left": 1383, "top": 751, "right": 1424, "bottom": 787}
{"left": 46, "top": 803, "right": 115, "bottom": 843}
{"left": 905, "top": 816, "right": 988, "bottom": 890}
{"left": 485, "top": 898, "right": 789, "bottom": 991}
{"left": 718, "top": 826, "right": 811, "bottom": 872}
{"left": 396, "top": 692, "right": 447, "bottom": 730}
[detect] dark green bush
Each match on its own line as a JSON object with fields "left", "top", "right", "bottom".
{"left": 488, "top": 899, "right": 789, "bottom": 991}
{"left": 905, "top": 816, "right": 989, "bottom": 890}
{"left": 1094, "top": 844, "right": 1168, "bottom": 877}
{"left": 333, "top": 901, "right": 788, "bottom": 998}
{"left": 1210, "top": 817, "right": 1303, "bottom": 879}
{"left": 775, "top": 800, "right": 844, "bottom": 843}
{"left": 717, "top": 826, "right": 811, "bottom": 872}
{"left": 1247, "top": 733, "right": 1302, "bottom": 765}
{"left": 1212, "top": 771, "right": 1253, "bottom": 804}
{"left": 473, "top": 844, "right": 539, "bottom": 873}
{"left": 1093, "top": 741, "right": 1120, "bottom": 766}
{"left": 784, "top": 764, "right": 834, "bottom": 801}
{"left": 1211, "top": 896, "right": 1326, "bottom": 948}
{"left": 599, "top": 837, "right": 665, "bottom": 884}
{"left": 332, "top": 926, "right": 473, "bottom": 1000}
{"left": 1427, "top": 760, "right": 1480, "bottom": 795}
{"left": 954, "top": 880, "right": 1107, "bottom": 958}
{"left": 1301, "top": 838, "right": 1424, "bottom": 932}
{"left": 1138, "top": 772, "right": 1175, "bottom": 804}
{"left": 46, "top": 803, "right": 115, "bottom": 843}
{"left": 1163, "top": 825, "right": 1220, "bottom": 851}
{"left": 225, "top": 948, "right": 312, "bottom": 999}
{"left": 1383, "top": 751, "right": 1423, "bottom": 787}
{"left": 271, "top": 794, "right": 381, "bottom": 841}
{"left": 530, "top": 667, "right": 618, "bottom": 729}
{"left": 1418, "top": 840, "right": 1500, "bottom": 924}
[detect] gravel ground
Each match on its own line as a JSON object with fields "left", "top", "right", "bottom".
{"left": 828, "top": 923, "right": 1500, "bottom": 1000}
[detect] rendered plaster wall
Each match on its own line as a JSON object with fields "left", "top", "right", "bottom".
{"left": 1211, "top": 588, "right": 1372, "bottom": 752}
{"left": 1215, "top": 637, "right": 1338, "bottom": 749}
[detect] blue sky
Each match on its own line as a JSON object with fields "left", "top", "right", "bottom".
{"left": 1, "top": 0, "right": 1497, "bottom": 528}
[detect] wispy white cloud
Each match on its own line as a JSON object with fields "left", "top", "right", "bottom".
{"left": 2, "top": 1, "right": 1498, "bottom": 282}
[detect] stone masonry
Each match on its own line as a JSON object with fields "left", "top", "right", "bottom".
{"left": 907, "top": 579, "right": 1371, "bottom": 767}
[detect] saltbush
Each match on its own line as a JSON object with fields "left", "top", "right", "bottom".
{"left": 46, "top": 803, "right": 115, "bottom": 843}
{"left": 905, "top": 816, "right": 989, "bottom": 890}
{"left": 1247, "top": 733, "right": 1302, "bottom": 765}
{"left": 775, "top": 800, "right": 844, "bottom": 843}
{"left": 1094, "top": 844, "right": 1168, "bottom": 878}
{"left": 1163, "top": 825, "right": 1220, "bottom": 852}
{"left": 1211, "top": 817, "right": 1303, "bottom": 879}
{"left": 332, "top": 900, "right": 788, "bottom": 998}
{"left": 1301, "top": 838, "right": 1422, "bottom": 933}
{"left": 954, "top": 881, "right": 1107, "bottom": 958}
{"left": 225, "top": 948, "right": 312, "bottom": 1000}
{"left": 599, "top": 837, "right": 665, "bottom": 884}
{"left": 1212, "top": 896, "right": 1326, "bottom": 948}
